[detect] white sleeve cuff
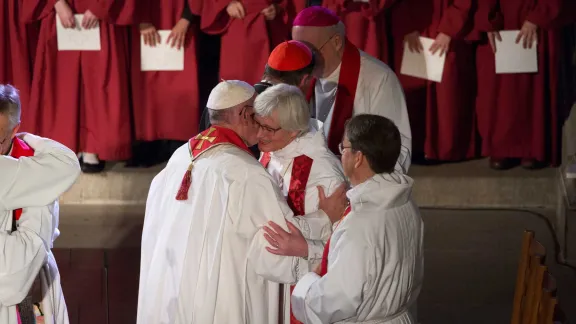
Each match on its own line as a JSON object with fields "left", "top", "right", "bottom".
{"left": 291, "top": 272, "right": 321, "bottom": 323}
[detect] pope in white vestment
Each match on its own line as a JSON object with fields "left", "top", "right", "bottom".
{"left": 137, "top": 80, "right": 334, "bottom": 324}
{"left": 0, "top": 133, "right": 79, "bottom": 324}
{"left": 254, "top": 84, "right": 347, "bottom": 324}
{"left": 291, "top": 7, "right": 412, "bottom": 173}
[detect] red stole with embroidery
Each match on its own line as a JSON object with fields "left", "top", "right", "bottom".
{"left": 306, "top": 40, "right": 361, "bottom": 155}
{"left": 9, "top": 138, "right": 35, "bottom": 222}
{"left": 260, "top": 152, "right": 314, "bottom": 324}
{"left": 175, "top": 126, "right": 253, "bottom": 200}
{"left": 319, "top": 205, "right": 352, "bottom": 277}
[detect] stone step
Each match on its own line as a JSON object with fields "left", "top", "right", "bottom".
{"left": 60, "top": 158, "right": 560, "bottom": 208}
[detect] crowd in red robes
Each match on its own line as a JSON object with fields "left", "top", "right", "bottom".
{"left": 1, "top": 0, "right": 574, "bottom": 172}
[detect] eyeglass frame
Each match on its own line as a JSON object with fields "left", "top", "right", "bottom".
{"left": 317, "top": 33, "right": 338, "bottom": 52}
{"left": 338, "top": 142, "right": 352, "bottom": 155}
{"left": 251, "top": 114, "right": 282, "bottom": 135}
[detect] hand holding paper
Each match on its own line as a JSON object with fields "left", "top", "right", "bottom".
{"left": 400, "top": 36, "right": 446, "bottom": 83}
{"left": 141, "top": 30, "right": 185, "bottom": 71}
{"left": 56, "top": 14, "right": 101, "bottom": 51}
{"left": 495, "top": 30, "right": 538, "bottom": 74}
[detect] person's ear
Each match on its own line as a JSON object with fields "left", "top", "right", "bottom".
{"left": 333, "top": 34, "right": 344, "bottom": 51}
{"left": 353, "top": 150, "right": 363, "bottom": 169}
{"left": 10, "top": 122, "right": 21, "bottom": 139}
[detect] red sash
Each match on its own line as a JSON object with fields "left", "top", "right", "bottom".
{"left": 175, "top": 126, "right": 254, "bottom": 200}
{"left": 10, "top": 138, "right": 35, "bottom": 222}
{"left": 306, "top": 40, "right": 361, "bottom": 154}
{"left": 319, "top": 205, "right": 352, "bottom": 277}
{"left": 260, "top": 153, "right": 314, "bottom": 324}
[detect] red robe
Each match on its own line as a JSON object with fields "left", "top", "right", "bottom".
{"left": 0, "top": 0, "right": 39, "bottom": 132}
{"left": 475, "top": 0, "right": 563, "bottom": 165}
{"left": 390, "top": 0, "right": 478, "bottom": 161}
{"left": 21, "top": 0, "right": 137, "bottom": 161}
{"left": 322, "top": 0, "right": 392, "bottom": 63}
{"left": 200, "top": 0, "right": 291, "bottom": 85}
{"left": 131, "top": 0, "right": 201, "bottom": 141}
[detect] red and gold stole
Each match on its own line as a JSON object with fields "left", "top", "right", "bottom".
{"left": 176, "top": 126, "right": 254, "bottom": 200}
{"left": 306, "top": 39, "right": 361, "bottom": 155}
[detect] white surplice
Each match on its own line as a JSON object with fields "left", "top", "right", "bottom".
{"left": 0, "top": 134, "right": 81, "bottom": 211}
{"left": 292, "top": 173, "right": 424, "bottom": 324}
{"left": 263, "top": 120, "right": 346, "bottom": 323}
{"left": 138, "top": 141, "right": 328, "bottom": 324}
{"left": 0, "top": 134, "right": 78, "bottom": 324}
{"left": 314, "top": 50, "right": 412, "bottom": 174}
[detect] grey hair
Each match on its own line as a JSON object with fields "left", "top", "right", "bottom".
{"left": 0, "top": 84, "right": 21, "bottom": 129}
{"left": 331, "top": 21, "right": 346, "bottom": 38}
{"left": 254, "top": 84, "right": 310, "bottom": 133}
{"left": 208, "top": 108, "right": 233, "bottom": 125}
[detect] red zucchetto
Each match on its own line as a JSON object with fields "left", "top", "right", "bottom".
{"left": 267, "top": 41, "right": 313, "bottom": 72}
{"left": 292, "top": 6, "right": 340, "bottom": 27}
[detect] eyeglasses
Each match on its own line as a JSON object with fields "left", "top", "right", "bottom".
{"left": 318, "top": 33, "right": 337, "bottom": 52}
{"left": 252, "top": 116, "right": 282, "bottom": 135}
{"left": 338, "top": 142, "right": 351, "bottom": 154}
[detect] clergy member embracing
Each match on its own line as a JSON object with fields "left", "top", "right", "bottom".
{"left": 254, "top": 84, "right": 346, "bottom": 324}
{"left": 0, "top": 84, "right": 79, "bottom": 324}
{"left": 264, "top": 114, "right": 424, "bottom": 324}
{"left": 291, "top": 7, "right": 412, "bottom": 173}
{"left": 137, "top": 80, "right": 348, "bottom": 324}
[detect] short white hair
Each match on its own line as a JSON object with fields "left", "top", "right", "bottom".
{"left": 254, "top": 84, "right": 310, "bottom": 133}
{"left": 331, "top": 21, "right": 346, "bottom": 38}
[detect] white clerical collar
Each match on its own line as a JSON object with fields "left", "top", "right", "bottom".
{"left": 271, "top": 119, "right": 327, "bottom": 160}
{"left": 347, "top": 172, "right": 413, "bottom": 211}
{"left": 318, "top": 62, "right": 342, "bottom": 92}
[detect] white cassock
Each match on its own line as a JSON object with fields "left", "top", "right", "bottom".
{"left": 262, "top": 120, "right": 346, "bottom": 323}
{"left": 138, "top": 142, "right": 327, "bottom": 324}
{"left": 292, "top": 173, "right": 424, "bottom": 324}
{"left": 314, "top": 51, "right": 412, "bottom": 174}
{"left": 0, "top": 134, "right": 79, "bottom": 324}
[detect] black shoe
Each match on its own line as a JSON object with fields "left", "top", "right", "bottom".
{"left": 80, "top": 156, "right": 106, "bottom": 173}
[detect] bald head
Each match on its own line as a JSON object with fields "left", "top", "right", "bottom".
{"left": 292, "top": 22, "right": 346, "bottom": 78}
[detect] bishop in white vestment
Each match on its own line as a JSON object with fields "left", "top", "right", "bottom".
{"left": 254, "top": 84, "right": 347, "bottom": 324}
{"left": 292, "top": 7, "right": 412, "bottom": 173}
{"left": 137, "top": 80, "right": 342, "bottom": 324}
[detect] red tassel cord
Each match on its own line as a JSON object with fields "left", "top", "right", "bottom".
{"left": 176, "top": 163, "right": 193, "bottom": 200}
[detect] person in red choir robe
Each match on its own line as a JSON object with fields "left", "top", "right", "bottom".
{"left": 0, "top": 1, "right": 39, "bottom": 132}
{"left": 199, "top": 0, "right": 292, "bottom": 85}
{"left": 321, "top": 0, "right": 391, "bottom": 63}
{"left": 128, "top": 0, "right": 201, "bottom": 167}
{"left": 292, "top": 6, "right": 412, "bottom": 173}
{"left": 390, "top": 0, "right": 479, "bottom": 162}
{"left": 20, "top": 0, "right": 137, "bottom": 173}
{"left": 476, "top": 0, "right": 565, "bottom": 170}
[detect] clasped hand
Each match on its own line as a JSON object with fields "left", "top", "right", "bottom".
{"left": 263, "top": 183, "right": 348, "bottom": 258}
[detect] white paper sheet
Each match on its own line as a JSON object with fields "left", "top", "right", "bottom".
{"left": 495, "top": 30, "right": 538, "bottom": 74}
{"left": 56, "top": 14, "right": 101, "bottom": 51}
{"left": 400, "top": 36, "right": 446, "bottom": 83}
{"left": 140, "top": 30, "right": 185, "bottom": 71}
